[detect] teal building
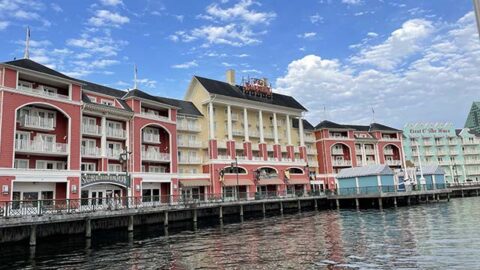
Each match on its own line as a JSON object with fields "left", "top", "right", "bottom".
{"left": 465, "top": 102, "right": 480, "bottom": 134}
{"left": 403, "top": 123, "right": 480, "bottom": 184}
{"left": 336, "top": 164, "right": 395, "bottom": 194}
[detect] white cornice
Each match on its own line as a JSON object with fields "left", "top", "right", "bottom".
{"left": 1, "top": 87, "right": 82, "bottom": 106}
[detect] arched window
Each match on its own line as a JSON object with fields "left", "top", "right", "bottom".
{"left": 224, "top": 166, "right": 247, "bottom": 174}
{"left": 288, "top": 167, "right": 304, "bottom": 174}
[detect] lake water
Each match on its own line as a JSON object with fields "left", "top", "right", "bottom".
{"left": 1, "top": 197, "right": 480, "bottom": 269}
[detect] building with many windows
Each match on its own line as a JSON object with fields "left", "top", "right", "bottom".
{"left": 465, "top": 102, "right": 480, "bottom": 134}
{"left": 403, "top": 122, "right": 480, "bottom": 184}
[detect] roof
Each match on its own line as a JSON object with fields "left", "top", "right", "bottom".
{"left": 292, "top": 119, "right": 314, "bottom": 130}
{"left": 315, "top": 121, "right": 400, "bottom": 132}
{"left": 421, "top": 165, "right": 445, "bottom": 175}
{"left": 336, "top": 164, "right": 393, "bottom": 179}
{"left": 80, "top": 79, "right": 127, "bottom": 98}
{"left": 194, "top": 76, "right": 307, "bottom": 111}
{"left": 3, "top": 58, "right": 78, "bottom": 82}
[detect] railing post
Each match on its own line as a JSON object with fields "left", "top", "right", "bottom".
{"left": 38, "top": 200, "right": 42, "bottom": 216}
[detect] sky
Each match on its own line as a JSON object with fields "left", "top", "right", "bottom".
{"left": 0, "top": 0, "right": 479, "bottom": 129}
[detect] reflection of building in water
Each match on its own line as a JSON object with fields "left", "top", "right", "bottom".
{"left": 322, "top": 211, "right": 345, "bottom": 264}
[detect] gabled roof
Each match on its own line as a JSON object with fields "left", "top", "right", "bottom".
{"left": 370, "top": 123, "right": 400, "bottom": 132}
{"left": 292, "top": 119, "right": 314, "bottom": 130}
{"left": 3, "top": 59, "right": 78, "bottom": 82}
{"left": 194, "top": 76, "right": 306, "bottom": 111}
{"left": 315, "top": 120, "right": 346, "bottom": 130}
{"left": 337, "top": 164, "right": 394, "bottom": 179}
{"left": 421, "top": 165, "right": 445, "bottom": 175}
{"left": 80, "top": 79, "right": 127, "bottom": 98}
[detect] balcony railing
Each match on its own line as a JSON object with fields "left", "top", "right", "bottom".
{"left": 332, "top": 149, "right": 344, "bottom": 155}
{"left": 140, "top": 112, "right": 170, "bottom": 122}
{"left": 423, "top": 140, "right": 433, "bottom": 146}
{"left": 107, "top": 148, "right": 123, "bottom": 159}
{"left": 177, "top": 122, "right": 200, "bottom": 132}
{"left": 217, "top": 155, "right": 232, "bottom": 160}
{"left": 20, "top": 115, "right": 54, "bottom": 130}
{"left": 305, "top": 135, "right": 315, "bottom": 142}
{"left": 306, "top": 148, "right": 316, "bottom": 155}
{"left": 382, "top": 137, "right": 399, "bottom": 141}
{"left": 178, "top": 140, "right": 203, "bottom": 148}
{"left": 332, "top": 160, "right": 352, "bottom": 166}
{"left": 365, "top": 149, "right": 375, "bottom": 155}
{"left": 18, "top": 85, "right": 69, "bottom": 100}
{"left": 266, "top": 145, "right": 274, "bottom": 151}
{"left": 15, "top": 140, "right": 68, "bottom": 154}
{"left": 463, "top": 149, "right": 479, "bottom": 155}
{"left": 249, "top": 130, "right": 260, "bottom": 138}
{"left": 231, "top": 129, "right": 244, "bottom": 137}
{"left": 82, "top": 124, "right": 101, "bottom": 136}
{"left": 106, "top": 128, "right": 126, "bottom": 139}
{"left": 386, "top": 160, "right": 402, "bottom": 166}
{"left": 464, "top": 159, "right": 480, "bottom": 165}
{"left": 143, "top": 133, "right": 160, "bottom": 144}
{"left": 463, "top": 139, "right": 479, "bottom": 145}
{"left": 264, "top": 132, "right": 274, "bottom": 139}
{"left": 81, "top": 147, "right": 101, "bottom": 157}
{"left": 384, "top": 149, "right": 394, "bottom": 155}
{"left": 142, "top": 151, "right": 170, "bottom": 162}
{"left": 178, "top": 156, "right": 202, "bottom": 164}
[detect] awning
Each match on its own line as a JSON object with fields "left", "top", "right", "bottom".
{"left": 286, "top": 178, "right": 310, "bottom": 185}
{"left": 223, "top": 179, "right": 255, "bottom": 186}
{"left": 179, "top": 179, "right": 211, "bottom": 187}
{"left": 257, "top": 178, "right": 285, "bottom": 186}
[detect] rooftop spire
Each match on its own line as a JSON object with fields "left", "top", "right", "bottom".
{"left": 24, "top": 26, "right": 30, "bottom": 59}
{"left": 474, "top": 0, "right": 480, "bottom": 40}
{"left": 133, "top": 64, "right": 138, "bottom": 89}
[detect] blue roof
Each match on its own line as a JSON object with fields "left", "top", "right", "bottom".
{"left": 337, "top": 164, "right": 394, "bottom": 179}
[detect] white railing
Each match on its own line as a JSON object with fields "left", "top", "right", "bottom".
{"left": 382, "top": 137, "right": 399, "bottom": 141}
{"left": 20, "top": 115, "right": 54, "bottom": 130}
{"left": 18, "top": 85, "right": 69, "bottom": 100}
{"left": 81, "top": 147, "right": 101, "bottom": 157}
{"left": 179, "top": 156, "right": 202, "bottom": 164}
{"left": 267, "top": 157, "right": 278, "bottom": 162}
{"left": 465, "top": 159, "right": 480, "bottom": 165}
{"left": 365, "top": 160, "right": 377, "bottom": 165}
{"left": 386, "top": 160, "right": 402, "bottom": 166}
{"left": 365, "top": 149, "right": 375, "bottom": 155}
{"left": 384, "top": 149, "right": 394, "bottom": 155}
{"left": 231, "top": 113, "right": 240, "bottom": 121}
{"left": 143, "top": 133, "right": 160, "bottom": 144}
{"left": 463, "top": 149, "right": 479, "bottom": 155}
{"left": 176, "top": 121, "right": 201, "bottom": 132}
{"left": 306, "top": 148, "right": 316, "bottom": 155}
{"left": 107, "top": 128, "right": 126, "bottom": 139}
{"left": 217, "top": 155, "right": 232, "bottom": 160}
{"left": 82, "top": 124, "right": 101, "bottom": 136}
{"left": 232, "top": 129, "right": 244, "bottom": 137}
{"left": 332, "top": 160, "right": 352, "bottom": 166}
{"left": 252, "top": 156, "right": 263, "bottom": 161}
{"left": 266, "top": 145, "right": 274, "bottom": 151}
{"left": 140, "top": 112, "right": 170, "bottom": 122}
{"left": 437, "top": 150, "right": 448, "bottom": 155}
{"left": 305, "top": 135, "right": 315, "bottom": 142}
{"left": 463, "top": 139, "right": 480, "bottom": 145}
{"left": 107, "top": 148, "right": 123, "bottom": 159}
{"left": 142, "top": 151, "right": 170, "bottom": 162}
{"left": 332, "top": 148, "right": 344, "bottom": 155}
{"left": 236, "top": 155, "right": 247, "bottom": 161}
{"left": 264, "top": 132, "right": 274, "bottom": 139}
{"left": 15, "top": 139, "right": 68, "bottom": 154}
{"left": 249, "top": 130, "right": 260, "bottom": 138}
{"left": 425, "top": 151, "right": 434, "bottom": 156}
{"left": 423, "top": 140, "right": 433, "bottom": 146}
{"left": 178, "top": 140, "right": 203, "bottom": 148}
{"left": 330, "top": 134, "right": 348, "bottom": 139}
{"left": 252, "top": 144, "right": 259, "bottom": 151}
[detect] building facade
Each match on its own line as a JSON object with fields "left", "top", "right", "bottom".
{"left": 403, "top": 123, "right": 480, "bottom": 184}
{"left": 465, "top": 102, "right": 480, "bottom": 134}
{"left": 313, "top": 121, "right": 404, "bottom": 190}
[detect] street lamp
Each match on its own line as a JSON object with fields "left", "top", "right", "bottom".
{"left": 119, "top": 148, "right": 132, "bottom": 195}
{"left": 230, "top": 157, "right": 239, "bottom": 200}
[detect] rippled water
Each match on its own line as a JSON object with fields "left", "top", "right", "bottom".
{"left": 2, "top": 197, "right": 480, "bottom": 269}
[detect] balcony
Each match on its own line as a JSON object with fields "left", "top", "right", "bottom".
{"left": 305, "top": 135, "right": 315, "bottom": 143}
{"left": 107, "top": 128, "right": 126, "bottom": 139}
{"left": 178, "top": 140, "right": 203, "bottom": 148}
{"left": 143, "top": 133, "right": 160, "bottom": 144}
{"left": 382, "top": 137, "right": 399, "bottom": 141}
{"left": 252, "top": 156, "right": 263, "bottom": 161}
{"left": 178, "top": 156, "right": 202, "bottom": 164}
{"left": 19, "top": 115, "right": 54, "bottom": 131}
{"left": 425, "top": 151, "right": 435, "bottom": 156}
{"left": 142, "top": 150, "right": 170, "bottom": 162}
{"left": 217, "top": 155, "right": 232, "bottom": 160}
{"left": 366, "top": 160, "right": 377, "bottom": 165}
{"left": 332, "top": 160, "right": 352, "bottom": 167}
{"left": 266, "top": 145, "right": 274, "bottom": 151}
{"left": 332, "top": 148, "right": 344, "bottom": 155}
{"left": 81, "top": 146, "right": 101, "bottom": 158}
{"left": 465, "top": 159, "right": 480, "bottom": 165}
{"left": 365, "top": 149, "right": 375, "bottom": 155}
{"left": 140, "top": 111, "right": 170, "bottom": 122}
{"left": 386, "top": 160, "right": 402, "bottom": 166}
{"left": 249, "top": 130, "right": 260, "bottom": 138}
{"left": 267, "top": 157, "right": 278, "bottom": 162}
{"left": 82, "top": 124, "right": 101, "bottom": 136}
{"left": 463, "top": 139, "right": 479, "bottom": 145}
{"left": 463, "top": 149, "right": 480, "bottom": 155}
{"left": 437, "top": 150, "right": 448, "bottom": 156}
{"left": 107, "top": 148, "right": 123, "bottom": 159}
{"left": 231, "top": 128, "right": 244, "bottom": 137}
{"left": 18, "top": 85, "right": 69, "bottom": 100}
{"left": 306, "top": 148, "right": 316, "bottom": 155}
{"left": 384, "top": 149, "right": 394, "bottom": 155}
{"left": 176, "top": 121, "right": 201, "bottom": 132}
{"left": 330, "top": 134, "right": 349, "bottom": 139}
{"left": 264, "top": 131, "right": 274, "bottom": 139}
{"left": 15, "top": 140, "right": 68, "bottom": 155}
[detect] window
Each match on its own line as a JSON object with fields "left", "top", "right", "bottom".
{"left": 82, "top": 139, "right": 96, "bottom": 149}
{"left": 81, "top": 163, "right": 96, "bottom": 171}
{"left": 107, "top": 120, "right": 122, "bottom": 130}
{"left": 14, "top": 159, "right": 29, "bottom": 169}
{"left": 36, "top": 160, "right": 66, "bottom": 170}
{"left": 148, "top": 166, "right": 165, "bottom": 173}
{"left": 88, "top": 96, "right": 97, "bottom": 102}
{"left": 41, "top": 85, "right": 57, "bottom": 96}
{"left": 82, "top": 116, "right": 97, "bottom": 127}
{"left": 18, "top": 80, "right": 34, "bottom": 89}
{"left": 101, "top": 99, "right": 114, "bottom": 106}
{"left": 108, "top": 164, "right": 122, "bottom": 172}
{"left": 15, "top": 131, "right": 31, "bottom": 142}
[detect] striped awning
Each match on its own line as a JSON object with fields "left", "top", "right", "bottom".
{"left": 179, "top": 179, "right": 211, "bottom": 187}
{"left": 223, "top": 179, "right": 255, "bottom": 186}
{"left": 286, "top": 178, "right": 310, "bottom": 185}
{"left": 257, "top": 178, "right": 285, "bottom": 186}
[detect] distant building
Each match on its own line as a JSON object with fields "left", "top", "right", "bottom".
{"left": 403, "top": 123, "right": 480, "bottom": 184}
{"left": 336, "top": 164, "right": 395, "bottom": 195}
{"left": 465, "top": 102, "right": 480, "bottom": 134}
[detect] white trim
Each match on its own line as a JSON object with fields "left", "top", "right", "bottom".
{"left": 1, "top": 87, "right": 81, "bottom": 106}
{"left": 204, "top": 95, "right": 304, "bottom": 116}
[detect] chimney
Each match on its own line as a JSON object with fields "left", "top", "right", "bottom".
{"left": 226, "top": 69, "right": 235, "bottom": 85}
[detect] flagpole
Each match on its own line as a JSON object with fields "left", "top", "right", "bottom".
{"left": 133, "top": 64, "right": 138, "bottom": 89}
{"left": 24, "top": 26, "right": 30, "bottom": 59}
{"left": 474, "top": 0, "right": 480, "bottom": 40}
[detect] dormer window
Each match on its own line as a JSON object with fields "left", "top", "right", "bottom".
{"left": 101, "top": 99, "right": 114, "bottom": 106}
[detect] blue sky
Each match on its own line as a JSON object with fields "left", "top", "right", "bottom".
{"left": 0, "top": 0, "right": 479, "bottom": 128}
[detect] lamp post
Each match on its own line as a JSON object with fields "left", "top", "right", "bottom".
{"left": 231, "top": 157, "right": 239, "bottom": 200}
{"left": 119, "top": 148, "right": 132, "bottom": 198}
{"left": 415, "top": 138, "right": 425, "bottom": 190}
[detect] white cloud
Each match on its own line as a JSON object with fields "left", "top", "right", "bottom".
{"left": 88, "top": 10, "right": 130, "bottom": 27}
{"left": 67, "top": 34, "right": 128, "bottom": 57}
{"left": 367, "top": 32, "right": 378, "bottom": 38}
{"left": 0, "top": 21, "right": 9, "bottom": 30}
{"left": 298, "top": 32, "right": 317, "bottom": 39}
{"left": 100, "top": 0, "right": 123, "bottom": 6}
{"left": 350, "top": 19, "right": 434, "bottom": 70}
{"left": 204, "top": 0, "right": 276, "bottom": 24}
{"left": 310, "top": 13, "right": 323, "bottom": 24}
{"left": 50, "top": 3, "right": 62, "bottom": 12}
{"left": 342, "top": 0, "right": 362, "bottom": 5}
{"left": 241, "top": 69, "right": 261, "bottom": 74}
{"left": 137, "top": 78, "right": 157, "bottom": 88}
{"left": 171, "top": 24, "right": 261, "bottom": 47}
{"left": 172, "top": 60, "right": 198, "bottom": 69}
{"left": 275, "top": 12, "right": 480, "bottom": 127}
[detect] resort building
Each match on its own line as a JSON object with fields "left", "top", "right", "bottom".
{"left": 313, "top": 121, "right": 405, "bottom": 190}
{"left": 402, "top": 123, "right": 480, "bottom": 184}
{"left": 465, "top": 102, "right": 480, "bottom": 134}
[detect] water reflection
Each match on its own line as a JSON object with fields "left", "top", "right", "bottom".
{"left": 1, "top": 198, "right": 480, "bottom": 269}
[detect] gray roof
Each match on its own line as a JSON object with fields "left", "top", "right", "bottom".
{"left": 3, "top": 58, "right": 78, "bottom": 82}
{"left": 337, "top": 164, "right": 394, "bottom": 179}
{"left": 315, "top": 121, "right": 400, "bottom": 132}
{"left": 421, "top": 165, "right": 445, "bottom": 175}
{"left": 292, "top": 119, "right": 314, "bottom": 130}
{"left": 195, "top": 76, "right": 307, "bottom": 111}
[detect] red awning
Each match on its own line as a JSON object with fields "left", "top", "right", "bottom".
{"left": 257, "top": 178, "right": 285, "bottom": 185}
{"left": 179, "top": 179, "right": 211, "bottom": 187}
{"left": 223, "top": 179, "right": 255, "bottom": 186}
{"left": 287, "top": 178, "right": 310, "bottom": 185}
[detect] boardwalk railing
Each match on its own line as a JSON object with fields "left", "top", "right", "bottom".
{"left": 0, "top": 190, "right": 326, "bottom": 218}
{"left": 447, "top": 182, "right": 480, "bottom": 188}
{"left": 334, "top": 184, "right": 448, "bottom": 196}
